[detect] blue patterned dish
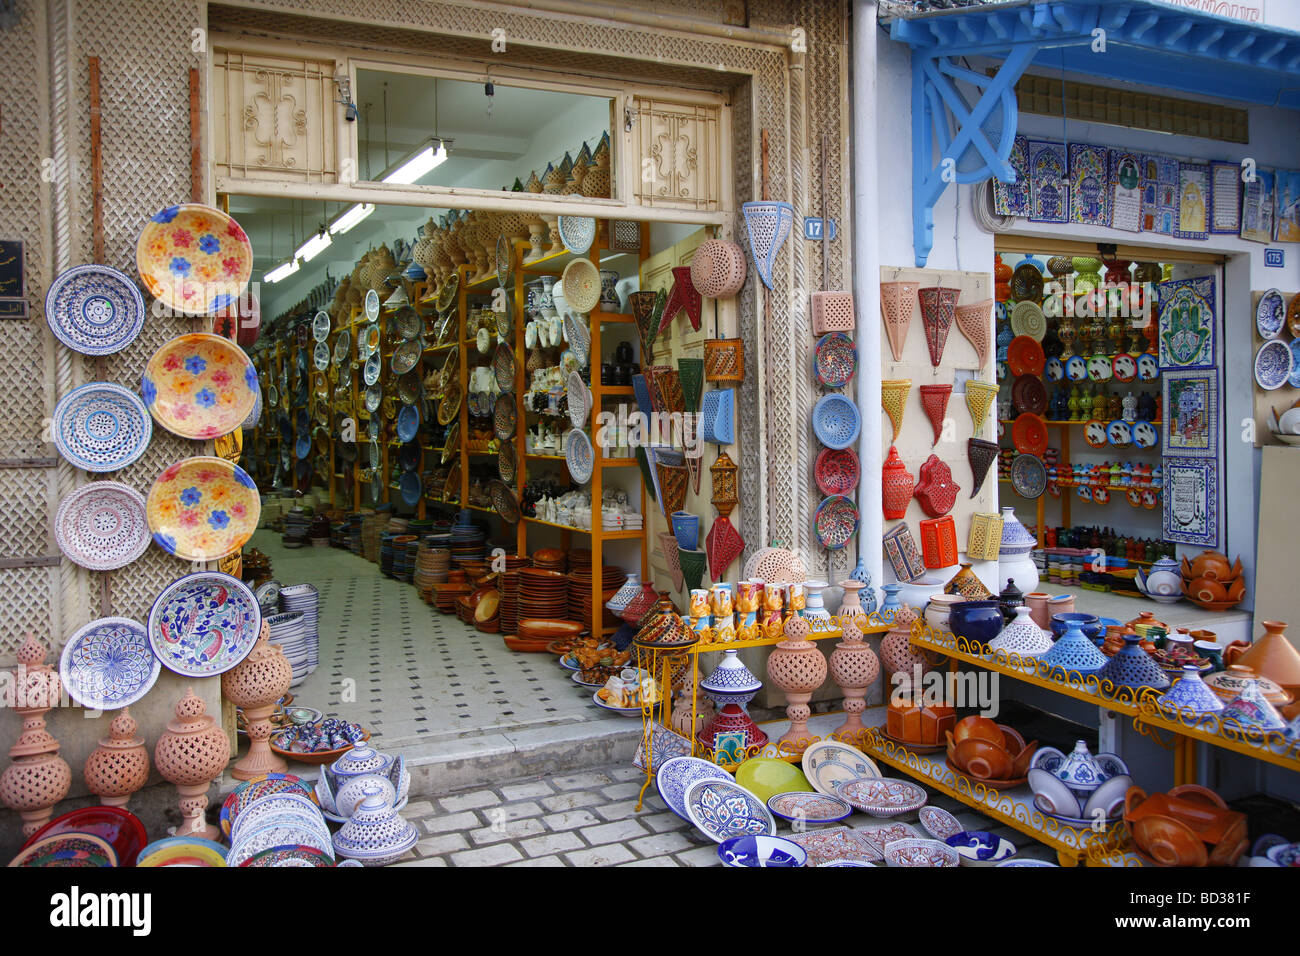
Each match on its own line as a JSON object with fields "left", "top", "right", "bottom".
{"left": 717, "top": 834, "right": 807, "bottom": 867}
{"left": 45, "top": 264, "right": 146, "bottom": 355}
{"left": 684, "top": 777, "right": 776, "bottom": 843}
{"left": 1254, "top": 339, "right": 1292, "bottom": 391}
{"left": 812, "top": 393, "right": 861, "bottom": 449}
{"left": 1256, "top": 289, "right": 1285, "bottom": 339}
{"left": 397, "top": 404, "right": 420, "bottom": 443}
{"left": 654, "top": 755, "right": 732, "bottom": 822}
{"left": 59, "top": 616, "right": 160, "bottom": 710}
{"left": 147, "top": 571, "right": 261, "bottom": 677}
{"left": 945, "top": 830, "right": 1017, "bottom": 866}
{"left": 52, "top": 382, "right": 152, "bottom": 472}
{"left": 1289, "top": 339, "right": 1300, "bottom": 389}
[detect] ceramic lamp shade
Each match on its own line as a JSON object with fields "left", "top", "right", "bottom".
{"left": 918, "top": 384, "right": 952, "bottom": 447}
{"left": 83, "top": 708, "right": 150, "bottom": 809}
{"left": 153, "top": 687, "right": 230, "bottom": 841}
{"left": 881, "top": 379, "right": 910, "bottom": 444}
{"left": 662, "top": 266, "right": 702, "bottom": 331}
{"left": 882, "top": 446, "right": 914, "bottom": 520}
{"left": 829, "top": 626, "right": 881, "bottom": 747}
{"left": 1, "top": 636, "right": 72, "bottom": 837}
{"left": 919, "top": 516, "right": 958, "bottom": 569}
{"left": 918, "top": 287, "right": 960, "bottom": 367}
{"left": 659, "top": 532, "right": 686, "bottom": 592}
{"left": 883, "top": 522, "right": 926, "bottom": 583}
{"left": 965, "top": 380, "right": 998, "bottom": 436}
{"left": 766, "top": 617, "right": 828, "bottom": 754}
{"left": 913, "top": 455, "right": 960, "bottom": 518}
{"left": 880, "top": 281, "right": 919, "bottom": 363}
{"left": 954, "top": 298, "right": 993, "bottom": 368}
{"left": 967, "top": 438, "right": 999, "bottom": 499}
{"left": 966, "top": 512, "right": 1003, "bottom": 562}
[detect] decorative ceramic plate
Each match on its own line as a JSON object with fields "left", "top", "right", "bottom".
{"left": 368, "top": 440, "right": 380, "bottom": 469}
{"left": 918, "top": 805, "right": 963, "bottom": 841}
{"left": 1065, "top": 355, "right": 1088, "bottom": 382}
{"left": 766, "top": 790, "right": 854, "bottom": 825}
{"left": 883, "top": 837, "right": 960, "bottom": 867}
{"left": 1011, "top": 375, "right": 1047, "bottom": 416}
{"left": 785, "top": 825, "right": 882, "bottom": 867}
{"left": 333, "top": 329, "right": 351, "bottom": 365}
{"left": 801, "top": 741, "right": 881, "bottom": 797}
{"left": 147, "top": 457, "right": 260, "bottom": 561}
{"left": 493, "top": 342, "right": 516, "bottom": 393}
{"left": 1011, "top": 412, "right": 1048, "bottom": 456}
{"left": 1254, "top": 339, "right": 1293, "bottom": 390}
{"left": 655, "top": 755, "right": 732, "bottom": 822}
{"left": 814, "top": 332, "right": 857, "bottom": 388}
{"left": 1083, "top": 418, "right": 1108, "bottom": 448}
{"left": 857, "top": 821, "right": 924, "bottom": 855}
{"left": 229, "top": 820, "right": 333, "bottom": 867}
{"left": 312, "top": 310, "right": 330, "bottom": 341}
{"left": 1009, "top": 262, "right": 1044, "bottom": 302}
{"left": 147, "top": 570, "right": 260, "bottom": 677}
{"left": 1010, "top": 300, "right": 1046, "bottom": 340}
{"left": 564, "top": 428, "right": 594, "bottom": 484}
{"left": 239, "top": 844, "right": 335, "bottom": 867}
{"left": 1107, "top": 419, "right": 1133, "bottom": 447}
{"left": 1133, "top": 420, "right": 1158, "bottom": 449}
{"left": 1112, "top": 353, "right": 1137, "bottom": 382}
{"left": 58, "top": 616, "right": 159, "bottom": 710}
{"left": 1087, "top": 355, "right": 1113, "bottom": 382}
{"left": 397, "top": 404, "right": 419, "bottom": 443}
{"left": 220, "top": 773, "right": 314, "bottom": 838}
{"left": 496, "top": 234, "right": 512, "bottom": 289}
{"left": 55, "top": 481, "right": 151, "bottom": 570}
{"left": 135, "top": 836, "right": 228, "bottom": 867}
{"left": 52, "top": 383, "right": 152, "bottom": 473}
{"left": 364, "top": 289, "right": 380, "bottom": 322}
{"left": 490, "top": 392, "right": 512, "bottom": 437}
{"left": 392, "top": 339, "right": 421, "bottom": 375}
{"left": 1256, "top": 288, "right": 1285, "bottom": 339}
{"left": 1010, "top": 453, "right": 1047, "bottom": 499}
{"left": 142, "top": 333, "right": 258, "bottom": 439}
{"left": 365, "top": 385, "right": 382, "bottom": 413}
{"left": 1137, "top": 353, "right": 1159, "bottom": 381}
{"left": 836, "top": 777, "right": 927, "bottom": 817}
{"left": 684, "top": 777, "right": 776, "bottom": 843}
{"left": 1045, "top": 356, "right": 1065, "bottom": 382}
{"left": 9, "top": 833, "right": 117, "bottom": 868}
{"left": 717, "top": 834, "right": 808, "bottom": 867}
{"left": 313, "top": 341, "right": 330, "bottom": 371}
{"left": 363, "top": 353, "right": 382, "bottom": 386}
{"left": 136, "top": 203, "right": 252, "bottom": 315}
{"left": 557, "top": 215, "right": 596, "bottom": 255}
{"left": 561, "top": 258, "right": 601, "bottom": 314}
{"left": 1006, "top": 336, "right": 1045, "bottom": 377}
{"left": 45, "top": 264, "right": 146, "bottom": 355}
{"left": 1289, "top": 293, "right": 1300, "bottom": 338}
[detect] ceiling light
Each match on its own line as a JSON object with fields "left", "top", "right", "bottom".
{"left": 330, "top": 203, "right": 375, "bottom": 235}
{"left": 382, "top": 142, "right": 449, "bottom": 185}
{"left": 296, "top": 231, "right": 332, "bottom": 263}
{"left": 265, "top": 259, "right": 300, "bottom": 284}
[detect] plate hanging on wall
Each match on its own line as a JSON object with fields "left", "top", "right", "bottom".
{"left": 147, "top": 571, "right": 261, "bottom": 677}
{"left": 52, "top": 382, "right": 153, "bottom": 473}
{"left": 142, "top": 333, "right": 258, "bottom": 440}
{"left": 135, "top": 203, "right": 252, "bottom": 316}
{"left": 146, "top": 457, "right": 261, "bottom": 562}
{"left": 59, "top": 617, "right": 160, "bottom": 710}
{"left": 44, "top": 264, "right": 146, "bottom": 355}
{"left": 55, "top": 480, "right": 151, "bottom": 570}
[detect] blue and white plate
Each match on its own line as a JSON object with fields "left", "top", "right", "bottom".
{"left": 717, "top": 835, "right": 807, "bottom": 867}
{"left": 1065, "top": 355, "right": 1088, "bottom": 382}
{"left": 59, "top": 616, "right": 160, "bottom": 710}
{"left": 295, "top": 435, "right": 310, "bottom": 460}
{"left": 684, "top": 777, "right": 776, "bottom": 843}
{"left": 945, "top": 830, "right": 1018, "bottom": 866}
{"left": 45, "top": 264, "right": 145, "bottom": 355}
{"left": 655, "top": 755, "right": 732, "bottom": 822}
{"left": 1254, "top": 339, "right": 1293, "bottom": 391}
{"left": 1132, "top": 420, "right": 1158, "bottom": 449}
{"left": 1137, "top": 353, "right": 1159, "bottom": 381}
{"left": 1256, "top": 288, "right": 1285, "bottom": 340}
{"left": 147, "top": 571, "right": 261, "bottom": 677}
{"left": 52, "top": 382, "right": 152, "bottom": 472}
{"left": 397, "top": 404, "right": 420, "bottom": 443}
{"left": 1288, "top": 339, "right": 1300, "bottom": 389}
{"left": 1044, "top": 357, "right": 1065, "bottom": 382}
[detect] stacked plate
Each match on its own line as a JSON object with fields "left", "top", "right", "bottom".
{"left": 391, "top": 534, "right": 419, "bottom": 582}
{"left": 414, "top": 545, "right": 451, "bottom": 603}
{"left": 223, "top": 775, "right": 336, "bottom": 867}
{"left": 266, "top": 611, "right": 309, "bottom": 687}
{"left": 532, "top": 548, "right": 567, "bottom": 573}
{"left": 282, "top": 507, "right": 311, "bottom": 548}
{"left": 568, "top": 564, "right": 625, "bottom": 630}
{"left": 450, "top": 519, "right": 486, "bottom": 565}
{"left": 518, "top": 568, "right": 571, "bottom": 621}
{"left": 497, "top": 554, "right": 532, "bottom": 635}
{"left": 279, "top": 584, "right": 319, "bottom": 675}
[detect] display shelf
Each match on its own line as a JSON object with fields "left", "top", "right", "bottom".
{"left": 594, "top": 385, "right": 634, "bottom": 395}
{"left": 999, "top": 419, "right": 1164, "bottom": 427}
{"left": 526, "top": 453, "right": 565, "bottom": 460}
{"left": 523, "top": 515, "right": 644, "bottom": 538}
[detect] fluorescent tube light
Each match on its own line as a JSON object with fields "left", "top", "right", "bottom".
{"left": 330, "top": 203, "right": 375, "bottom": 235}
{"left": 296, "top": 232, "right": 332, "bottom": 263}
{"left": 265, "top": 259, "right": 300, "bottom": 284}
{"left": 382, "top": 143, "right": 448, "bottom": 185}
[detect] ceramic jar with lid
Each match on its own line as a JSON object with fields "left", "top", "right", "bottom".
{"left": 997, "top": 506, "right": 1039, "bottom": 593}
{"left": 1223, "top": 621, "right": 1300, "bottom": 700}
{"left": 1097, "top": 635, "right": 1171, "bottom": 694}
{"left": 988, "top": 606, "right": 1052, "bottom": 658}
{"left": 1038, "top": 621, "right": 1108, "bottom": 678}
{"left": 331, "top": 784, "right": 418, "bottom": 866}
{"left": 1136, "top": 556, "right": 1182, "bottom": 600}
{"left": 997, "top": 579, "right": 1025, "bottom": 624}
{"left": 945, "top": 563, "right": 992, "bottom": 600}
{"left": 1204, "top": 664, "right": 1292, "bottom": 706}
{"left": 1156, "top": 666, "right": 1225, "bottom": 722}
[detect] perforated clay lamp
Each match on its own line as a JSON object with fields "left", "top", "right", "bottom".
{"left": 153, "top": 687, "right": 230, "bottom": 841}
{"left": 222, "top": 619, "right": 293, "bottom": 780}
{"left": 766, "top": 616, "right": 827, "bottom": 754}
{"left": 0, "top": 635, "right": 71, "bottom": 837}
{"left": 829, "top": 619, "right": 880, "bottom": 747}
{"left": 83, "top": 708, "right": 150, "bottom": 809}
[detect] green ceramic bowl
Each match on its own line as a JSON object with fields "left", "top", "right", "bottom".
{"left": 735, "top": 757, "right": 815, "bottom": 803}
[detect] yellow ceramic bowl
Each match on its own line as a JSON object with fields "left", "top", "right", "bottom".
{"left": 735, "top": 757, "right": 815, "bottom": 803}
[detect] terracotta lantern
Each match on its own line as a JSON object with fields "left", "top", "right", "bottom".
{"left": 880, "top": 604, "right": 931, "bottom": 685}
{"left": 222, "top": 620, "right": 293, "bottom": 780}
{"left": 0, "top": 635, "right": 71, "bottom": 837}
{"left": 766, "top": 616, "right": 828, "bottom": 755}
{"left": 828, "top": 619, "right": 880, "bottom": 747}
{"left": 83, "top": 708, "right": 150, "bottom": 808}
{"left": 153, "top": 687, "right": 230, "bottom": 841}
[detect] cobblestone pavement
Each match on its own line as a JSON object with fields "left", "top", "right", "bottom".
{"left": 390, "top": 764, "right": 1061, "bottom": 867}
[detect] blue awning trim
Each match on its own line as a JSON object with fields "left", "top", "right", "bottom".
{"left": 888, "top": 0, "right": 1300, "bottom": 265}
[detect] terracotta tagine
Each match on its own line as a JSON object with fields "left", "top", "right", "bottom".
{"left": 1204, "top": 664, "right": 1292, "bottom": 708}
{"left": 1223, "top": 621, "right": 1300, "bottom": 700}
{"left": 222, "top": 619, "right": 293, "bottom": 780}
{"left": 83, "top": 708, "right": 150, "bottom": 809}
{"left": 766, "top": 616, "right": 828, "bottom": 755}
{"left": 828, "top": 619, "right": 881, "bottom": 747}
{"left": 0, "top": 635, "right": 71, "bottom": 837}
{"left": 153, "top": 687, "right": 230, "bottom": 841}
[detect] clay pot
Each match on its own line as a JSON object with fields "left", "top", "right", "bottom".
{"left": 950, "top": 736, "right": 1013, "bottom": 780}
{"left": 1025, "top": 592, "right": 1053, "bottom": 631}
{"left": 1124, "top": 785, "right": 1248, "bottom": 867}
{"left": 952, "top": 715, "right": 1004, "bottom": 746}
{"left": 947, "top": 600, "right": 1002, "bottom": 647}
{"left": 885, "top": 694, "right": 956, "bottom": 747}
{"left": 1223, "top": 621, "right": 1300, "bottom": 697}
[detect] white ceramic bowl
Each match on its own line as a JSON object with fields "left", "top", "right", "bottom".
{"left": 1082, "top": 773, "right": 1132, "bottom": 820}
{"left": 1028, "top": 768, "right": 1083, "bottom": 818}
{"left": 1279, "top": 407, "right": 1300, "bottom": 435}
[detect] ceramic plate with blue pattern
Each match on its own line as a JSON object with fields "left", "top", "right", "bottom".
{"left": 1254, "top": 339, "right": 1293, "bottom": 391}
{"left": 147, "top": 570, "right": 261, "bottom": 677}
{"left": 654, "top": 755, "right": 732, "bottom": 822}
{"left": 44, "top": 264, "right": 146, "bottom": 355}
{"left": 52, "top": 382, "right": 152, "bottom": 472}
{"left": 59, "top": 616, "right": 160, "bottom": 710}
{"left": 684, "top": 777, "right": 775, "bottom": 843}
{"left": 1288, "top": 339, "right": 1300, "bottom": 389}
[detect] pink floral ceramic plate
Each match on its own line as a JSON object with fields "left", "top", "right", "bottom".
{"left": 835, "top": 777, "right": 928, "bottom": 817}
{"left": 785, "top": 825, "right": 882, "bottom": 867}
{"left": 146, "top": 456, "right": 260, "bottom": 561}
{"left": 143, "top": 332, "right": 259, "bottom": 439}
{"left": 136, "top": 203, "right": 253, "bottom": 315}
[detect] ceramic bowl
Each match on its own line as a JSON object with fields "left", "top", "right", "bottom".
{"left": 717, "top": 834, "right": 808, "bottom": 868}
{"left": 1082, "top": 773, "right": 1132, "bottom": 820}
{"left": 948, "top": 601, "right": 1004, "bottom": 646}
{"left": 882, "top": 837, "right": 960, "bottom": 867}
{"left": 1051, "top": 612, "right": 1102, "bottom": 641}
{"left": 951, "top": 715, "right": 1004, "bottom": 746}
{"left": 945, "top": 830, "right": 1017, "bottom": 866}
{"left": 734, "top": 758, "right": 814, "bottom": 803}
{"left": 1028, "top": 768, "right": 1082, "bottom": 818}
{"left": 1185, "top": 576, "right": 1229, "bottom": 604}
{"left": 950, "top": 736, "right": 1014, "bottom": 781}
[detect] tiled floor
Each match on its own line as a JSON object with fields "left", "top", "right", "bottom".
{"left": 251, "top": 530, "right": 631, "bottom": 754}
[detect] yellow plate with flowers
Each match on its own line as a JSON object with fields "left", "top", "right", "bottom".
{"left": 146, "top": 456, "right": 261, "bottom": 562}
{"left": 143, "top": 332, "right": 259, "bottom": 439}
{"left": 136, "top": 203, "right": 253, "bottom": 316}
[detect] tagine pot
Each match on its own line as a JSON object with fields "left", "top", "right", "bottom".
{"left": 765, "top": 617, "right": 828, "bottom": 754}
{"left": 997, "top": 506, "right": 1039, "bottom": 593}
{"left": 1223, "top": 621, "right": 1300, "bottom": 699}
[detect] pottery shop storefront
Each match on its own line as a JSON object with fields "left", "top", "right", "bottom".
{"left": 854, "top": 0, "right": 1300, "bottom": 863}
{"left": 0, "top": 0, "right": 867, "bottom": 866}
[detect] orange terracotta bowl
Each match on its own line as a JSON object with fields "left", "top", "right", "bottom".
{"left": 949, "top": 736, "right": 1014, "bottom": 780}
{"left": 951, "top": 715, "right": 1003, "bottom": 747}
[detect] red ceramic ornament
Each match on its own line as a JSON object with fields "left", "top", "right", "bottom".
{"left": 919, "top": 515, "right": 958, "bottom": 569}
{"left": 882, "top": 446, "right": 915, "bottom": 520}
{"left": 918, "top": 287, "right": 960, "bottom": 368}
{"left": 661, "top": 266, "right": 702, "bottom": 332}
{"left": 913, "top": 455, "right": 960, "bottom": 518}
{"left": 918, "top": 383, "right": 953, "bottom": 447}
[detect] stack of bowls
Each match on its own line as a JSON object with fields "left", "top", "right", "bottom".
{"left": 225, "top": 775, "right": 335, "bottom": 867}
{"left": 267, "top": 611, "right": 309, "bottom": 687}
{"left": 279, "top": 584, "right": 319, "bottom": 676}
{"left": 450, "top": 516, "right": 486, "bottom": 565}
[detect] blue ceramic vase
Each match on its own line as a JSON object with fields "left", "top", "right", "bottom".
{"left": 879, "top": 584, "right": 902, "bottom": 623}
{"left": 947, "top": 600, "right": 1004, "bottom": 648}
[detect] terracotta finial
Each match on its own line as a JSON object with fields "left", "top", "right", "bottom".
{"left": 85, "top": 707, "right": 150, "bottom": 809}
{"left": 16, "top": 633, "right": 44, "bottom": 667}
